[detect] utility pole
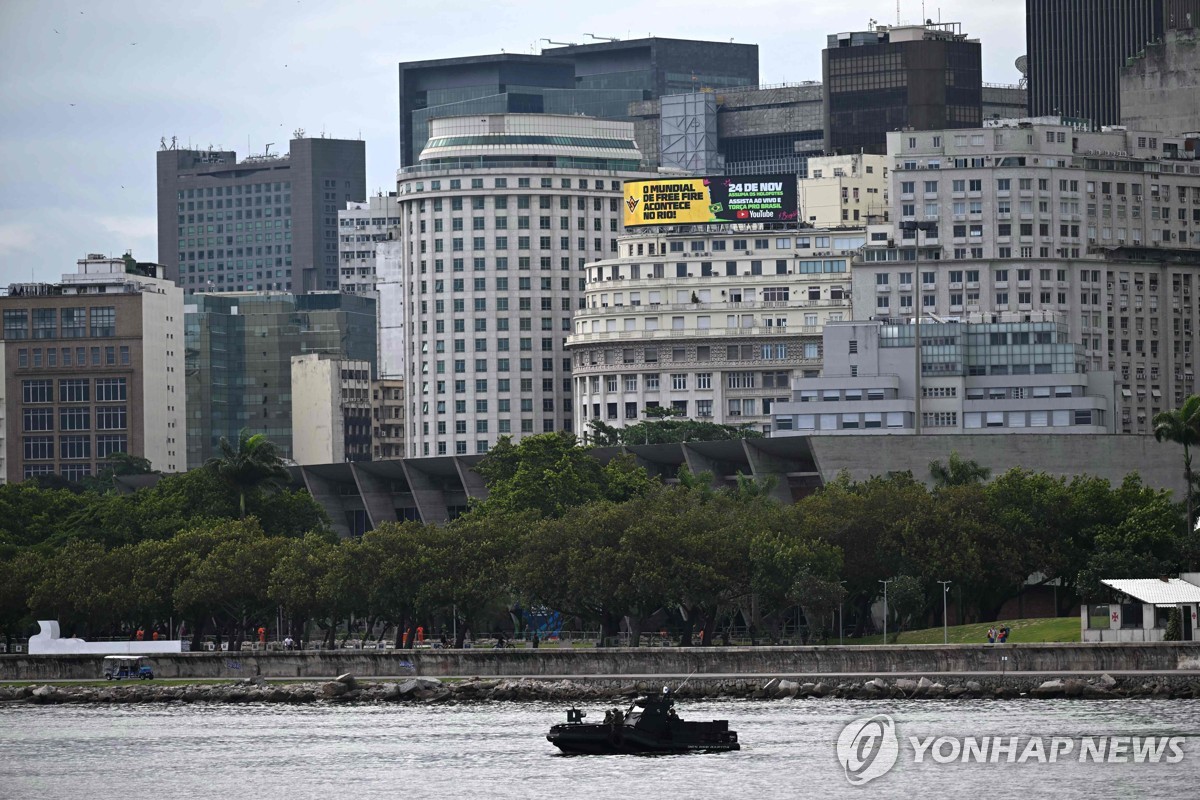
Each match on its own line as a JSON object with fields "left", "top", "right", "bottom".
{"left": 883, "top": 578, "right": 892, "bottom": 642}
{"left": 938, "top": 581, "right": 952, "bottom": 644}
{"left": 839, "top": 580, "right": 848, "bottom": 646}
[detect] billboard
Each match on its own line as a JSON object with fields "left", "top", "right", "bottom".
{"left": 622, "top": 175, "right": 797, "bottom": 227}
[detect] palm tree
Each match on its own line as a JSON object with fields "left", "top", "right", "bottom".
{"left": 204, "top": 429, "right": 292, "bottom": 519}
{"left": 929, "top": 451, "right": 991, "bottom": 487}
{"left": 1153, "top": 394, "right": 1200, "bottom": 535}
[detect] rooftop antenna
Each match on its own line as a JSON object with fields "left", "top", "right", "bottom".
{"left": 265, "top": 142, "right": 274, "bottom": 156}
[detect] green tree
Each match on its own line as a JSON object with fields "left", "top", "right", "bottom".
{"left": 204, "top": 429, "right": 291, "bottom": 519}
{"left": 885, "top": 575, "right": 926, "bottom": 633}
{"left": 173, "top": 518, "right": 286, "bottom": 648}
{"left": 422, "top": 512, "right": 520, "bottom": 647}
{"left": 789, "top": 569, "right": 847, "bottom": 643}
{"left": 1075, "top": 493, "right": 1188, "bottom": 600}
{"left": 473, "top": 433, "right": 653, "bottom": 518}
{"left": 1153, "top": 394, "right": 1200, "bottom": 538}
{"left": 929, "top": 451, "right": 991, "bottom": 487}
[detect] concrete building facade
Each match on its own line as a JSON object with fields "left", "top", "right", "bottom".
{"left": 798, "top": 154, "right": 890, "bottom": 227}
{"left": 1, "top": 255, "right": 185, "bottom": 482}
{"left": 823, "top": 22, "right": 982, "bottom": 155}
{"left": 157, "top": 137, "right": 366, "bottom": 295}
{"left": 290, "top": 354, "right": 373, "bottom": 465}
{"left": 371, "top": 379, "right": 405, "bottom": 460}
{"left": 1121, "top": 27, "right": 1200, "bottom": 135}
{"left": 377, "top": 113, "right": 655, "bottom": 457}
{"left": 566, "top": 227, "right": 863, "bottom": 438}
{"left": 850, "top": 120, "right": 1200, "bottom": 433}
{"left": 184, "top": 292, "right": 376, "bottom": 468}
{"left": 338, "top": 194, "right": 401, "bottom": 297}
{"left": 771, "top": 315, "right": 1116, "bottom": 436}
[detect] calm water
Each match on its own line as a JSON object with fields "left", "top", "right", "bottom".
{"left": 2, "top": 699, "right": 1198, "bottom": 799}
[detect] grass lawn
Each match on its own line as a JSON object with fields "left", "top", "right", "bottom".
{"left": 849, "top": 616, "right": 1081, "bottom": 645}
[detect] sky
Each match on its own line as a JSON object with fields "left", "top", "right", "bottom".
{"left": 0, "top": 0, "right": 1028, "bottom": 285}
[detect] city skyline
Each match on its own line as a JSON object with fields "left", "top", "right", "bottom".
{"left": 0, "top": 0, "right": 1029, "bottom": 285}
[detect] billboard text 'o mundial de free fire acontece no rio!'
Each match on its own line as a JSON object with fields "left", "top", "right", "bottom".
{"left": 622, "top": 175, "right": 798, "bottom": 227}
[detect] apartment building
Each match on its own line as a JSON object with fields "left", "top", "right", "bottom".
{"left": 377, "top": 113, "right": 655, "bottom": 457}
{"left": 371, "top": 379, "right": 405, "bottom": 460}
{"left": 567, "top": 227, "right": 862, "bottom": 437}
{"left": 851, "top": 120, "right": 1200, "bottom": 432}
{"left": 798, "top": 154, "right": 890, "bottom": 227}
{"left": 290, "top": 354, "right": 373, "bottom": 465}
{"left": 1, "top": 255, "right": 185, "bottom": 482}
{"left": 337, "top": 194, "right": 401, "bottom": 297}
{"left": 771, "top": 315, "right": 1116, "bottom": 436}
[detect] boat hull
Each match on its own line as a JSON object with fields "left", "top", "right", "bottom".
{"left": 547, "top": 723, "right": 740, "bottom": 755}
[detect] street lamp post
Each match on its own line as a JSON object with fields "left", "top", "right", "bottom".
{"left": 879, "top": 579, "right": 894, "bottom": 643}
{"left": 938, "top": 581, "right": 952, "bottom": 644}
{"left": 839, "top": 580, "right": 848, "bottom": 646}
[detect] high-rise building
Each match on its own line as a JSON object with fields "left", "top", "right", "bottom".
{"left": 1025, "top": 0, "right": 1200, "bottom": 127}
{"left": 1121, "top": 27, "right": 1200, "bottom": 135}
{"left": 823, "top": 22, "right": 982, "bottom": 155}
{"left": 771, "top": 315, "right": 1117, "bottom": 436}
{"left": 290, "top": 354, "right": 373, "bottom": 465}
{"left": 157, "top": 137, "right": 366, "bottom": 295}
{"left": 851, "top": 120, "right": 1200, "bottom": 433}
{"left": 184, "top": 292, "right": 376, "bottom": 467}
{"left": 566, "top": 226, "right": 861, "bottom": 439}
{"left": 337, "top": 194, "right": 401, "bottom": 298}
{"left": 377, "top": 113, "right": 655, "bottom": 457}
{"left": 629, "top": 84, "right": 825, "bottom": 177}
{"left": 397, "top": 38, "right": 758, "bottom": 167}
{"left": 1, "top": 255, "right": 185, "bottom": 483}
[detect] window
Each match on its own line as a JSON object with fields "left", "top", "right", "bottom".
{"left": 727, "top": 371, "right": 755, "bottom": 389}
{"left": 96, "top": 406, "right": 127, "bottom": 430}
{"left": 60, "top": 406, "right": 92, "bottom": 432}
{"left": 32, "top": 308, "right": 56, "bottom": 339}
{"left": 96, "top": 434, "right": 128, "bottom": 459}
{"left": 696, "top": 373, "right": 712, "bottom": 389}
{"left": 3, "top": 310, "right": 29, "bottom": 340}
{"left": 89, "top": 306, "right": 116, "bottom": 337}
{"left": 23, "top": 435, "right": 54, "bottom": 460}
{"left": 671, "top": 374, "right": 687, "bottom": 390}
{"left": 23, "top": 407, "right": 54, "bottom": 431}
{"left": 22, "top": 379, "right": 53, "bottom": 403}
{"left": 61, "top": 308, "right": 86, "bottom": 337}
{"left": 59, "top": 378, "right": 89, "bottom": 403}
{"left": 60, "top": 435, "right": 91, "bottom": 460}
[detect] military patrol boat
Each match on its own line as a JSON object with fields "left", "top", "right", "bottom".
{"left": 546, "top": 689, "right": 740, "bottom": 755}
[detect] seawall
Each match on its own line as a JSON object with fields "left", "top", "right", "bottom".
{"left": 5, "top": 642, "right": 1200, "bottom": 682}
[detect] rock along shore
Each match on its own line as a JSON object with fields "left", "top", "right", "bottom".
{"left": 5, "top": 672, "right": 1200, "bottom": 706}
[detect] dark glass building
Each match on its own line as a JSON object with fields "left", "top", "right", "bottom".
{"left": 184, "top": 292, "right": 376, "bottom": 467}
{"left": 822, "top": 23, "right": 982, "bottom": 156}
{"left": 1026, "top": 0, "right": 1200, "bottom": 127}
{"left": 398, "top": 38, "right": 758, "bottom": 166}
{"left": 157, "top": 137, "right": 365, "bottom": 295}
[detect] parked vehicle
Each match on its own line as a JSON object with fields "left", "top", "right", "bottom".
{"left": 102, "top": 655, "right": 155, "bottom": 680}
